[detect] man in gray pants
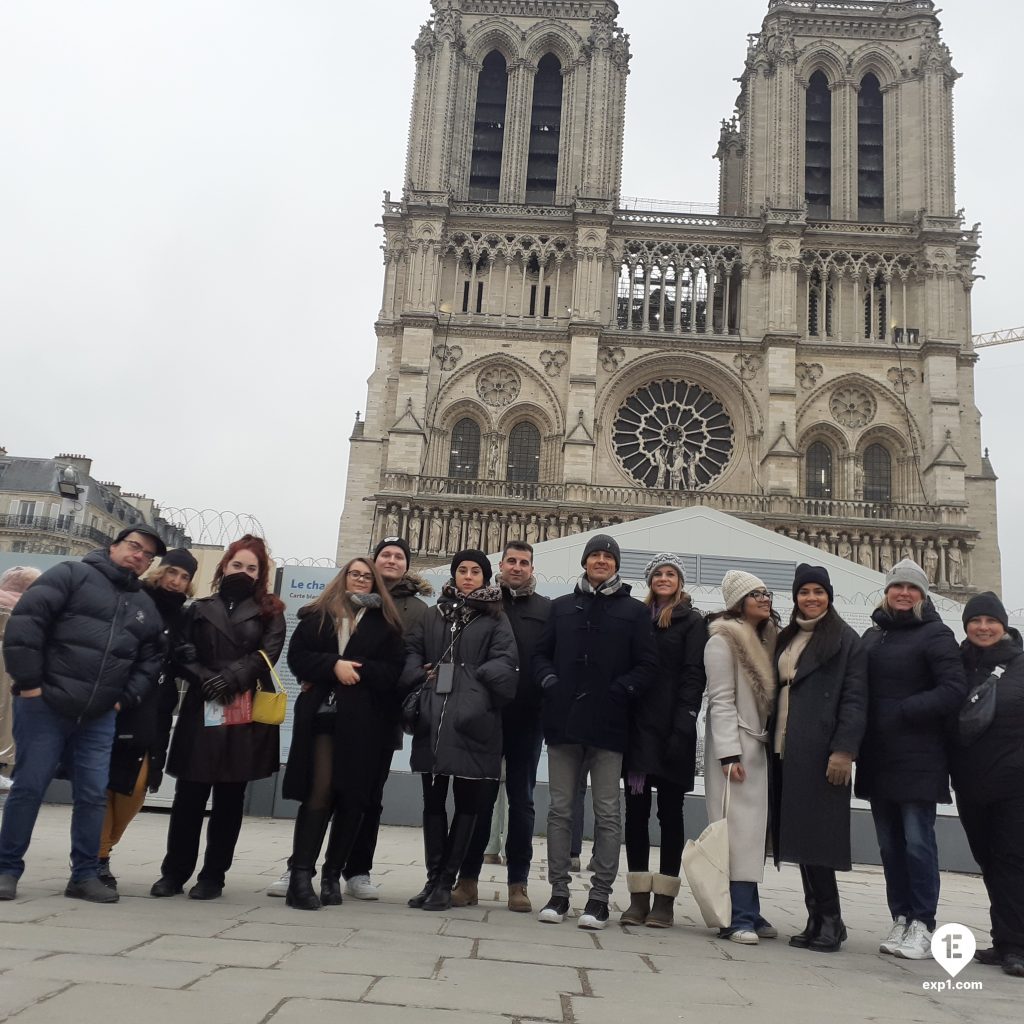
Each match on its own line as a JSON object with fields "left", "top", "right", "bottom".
{"left": 533, "top": 535, "right": 657, "bottom": 929}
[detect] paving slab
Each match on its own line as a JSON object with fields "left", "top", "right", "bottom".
{"left": 0, "top": 804, "right": 1016, "bottom": 1024}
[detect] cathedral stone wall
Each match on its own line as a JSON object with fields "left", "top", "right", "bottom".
{"left": 338, "top": 0, "right": 999, "bottom": 599}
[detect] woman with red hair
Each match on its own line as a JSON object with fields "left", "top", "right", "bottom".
{"left": 151, "top": 536, "right": 286, "bottom": 900}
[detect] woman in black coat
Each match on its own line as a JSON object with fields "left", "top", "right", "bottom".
{"left": 855, "top": 559, "right": 966, "bottom": 961}
{"left": 281, "top": 557, "right": 404, "bottom": 909}
{"left": 98, "top": 549, "right": 198, "bottom": 891}
{"left": 152, "top": 535, "right": 286, "bottom": 900}
{"left": 770, "top": 564, "right": 867, "bottom": 953}
{"left": 620, "top": 553, "right": 707, "bottom": 929}
{"left": 950, "top": 592, "right": 1024, "bottom": 978}
{"left": 400, "top": 549, "right": 517, "bottom": 912}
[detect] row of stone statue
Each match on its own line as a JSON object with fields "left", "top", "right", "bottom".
{"left": 775, "top": 528, "right": 970, "bottom": 588}
{"left": 375, "top": 504, "right": 621, "bottom": 557}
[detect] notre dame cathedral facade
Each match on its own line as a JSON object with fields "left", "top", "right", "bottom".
{"left": 337, "top": 0, "right": 999, "bottom": 598}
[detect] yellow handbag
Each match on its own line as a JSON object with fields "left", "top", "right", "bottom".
{"left": 253, "top": 650, "right": 287, "bottom": 726}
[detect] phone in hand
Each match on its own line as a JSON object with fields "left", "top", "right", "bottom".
{"left": 435, "top": 663, "right": 454, "bottom": 694}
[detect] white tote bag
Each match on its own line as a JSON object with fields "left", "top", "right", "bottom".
{"left": 682, "top": 776, "right": 732, "bottom": 929}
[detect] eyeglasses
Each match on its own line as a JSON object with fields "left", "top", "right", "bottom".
{"left": 748, "top": 589, "right": 773, "bottom": 601}
{"left": 122, "top": 539, "right": 157, "bottom": 562}
{"left": 346, "top": 571, "right": 374, "bottom": 583}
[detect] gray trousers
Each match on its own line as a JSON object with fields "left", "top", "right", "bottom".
{"left": 547, "top": 744, "right": 622, "bottom": 903}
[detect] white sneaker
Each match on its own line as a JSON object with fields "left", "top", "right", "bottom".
{"left": 345, "top": 874, "right": 380, "bottom": 900}
{"left": 895, "top": 920, "right": 933, "bottom": 960}
{"left": 879, "top": 916, "right": 908, "bottom": 955}
{"left": 266, "top": 869, "right": 290, "bottom": 897}
{"left": 0, "top": 775, "right": 12, "bottom": 792}
{"left": 728, "top": 929, "right": 759, "bottom": 945}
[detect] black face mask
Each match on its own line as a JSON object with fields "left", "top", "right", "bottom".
{"left": 148, "top": 586, "right": 187, "bottom": 615}
{"left": 219, "top": 572, "right": 257, "bottom": 603}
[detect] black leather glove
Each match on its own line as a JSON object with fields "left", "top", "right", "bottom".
{"left": 201, "top": 675, "right": 231, "bottom": 704}
{"left": 173, "top": 641, "right": 198, "bottom": 664}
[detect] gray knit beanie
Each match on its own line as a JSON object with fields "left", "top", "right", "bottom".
{"left": 885, "top": 558, "right": 929, "bottom": 596}
{"left": 644, "top": 553, "right": 687, "bottom": 587}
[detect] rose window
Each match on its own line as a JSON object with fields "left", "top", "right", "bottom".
{"left": 612, "top": 379, "right": 734, "bottom": 490}
{"left": 477, "top": 366, "right": 521, "bottom": 407}
{"left": 829, "top": 385, "right": 876, "bottom": 428}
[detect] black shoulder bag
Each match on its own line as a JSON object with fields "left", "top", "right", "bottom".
{"left": 957, "top": 665, "right": 1004, "bottom": 747}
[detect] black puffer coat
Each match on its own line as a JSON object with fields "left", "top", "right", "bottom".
{"left": 389, "top": 573, "right": 432, "bottom": 632}
{"left": 283, "top": 604, "right": 404, "bottom": 808}
{"left": 167, "top": 594, "right": 286, "bottom": 784}
{"left": 108, "top": 585, "right": 188, "bottom": 795}
{"left": 771, "top": 610, "right": 868, "bottom": 870}
{"left": 950, "top": 633, "right": 1024, "bottom": 805}
{"left": 401, "top": 596, "right": 518, "bottom": 779}
{"left": 855, "top": 601, "right": 967, "bottom": 804}
{"left": 624, "top": 600, "right": 707, "bottom": 789}
{"left": 534, "top": 581, "right": 658, "bottom": 753}
{"left": 2, "top": 549, "right": 162, "bottom": 719}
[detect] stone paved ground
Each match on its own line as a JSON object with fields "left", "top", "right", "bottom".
{"left": 0, "top": 805, "right": 1018, "bottom": 1023}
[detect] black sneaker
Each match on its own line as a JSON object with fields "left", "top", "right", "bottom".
{"left": 97, "top": 858, "right": 117, "bottom": 891}
{"left": 188, "top": 880, "right": 224, "bottom": 901}
{"left": 577, "top": 898, "right": 609, "bottom": 930}
{"left": 538, "top": 894, "right": 571, "bottom": 924}
{"left": 150, "top": 876, "right": 184, "bottom": 898}
{"left": 65, "top": 876, "right": 119, "bottom": 904}
{"left": 1003, "top": 953, "right": 1024, "bottom": 978}
{"left": 975, "top": 946, "right": 1003, "bottom": 966}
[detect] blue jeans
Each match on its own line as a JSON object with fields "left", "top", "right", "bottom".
{"left": 0, "top": 695, "right": 116, "bottom": 881}
{"left": 870, "top": 798, "right": 940, "bottom": 931}
{"left": 460, "top": 713, "right": 544, "bottom": 884}
{"left": 727, "top": 881, "right": 772, "bottom": 933}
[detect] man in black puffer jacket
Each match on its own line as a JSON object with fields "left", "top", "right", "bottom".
{"left": 533, "top": 534, "right": 657, "bottom": 931}
{"left": 0, "top": 526, "right": 165, "bottom": 904}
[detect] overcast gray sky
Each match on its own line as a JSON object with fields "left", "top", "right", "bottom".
{"left": 1, "top": 1, "right": 1020, "bottom": 602}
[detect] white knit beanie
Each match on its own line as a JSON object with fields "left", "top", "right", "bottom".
{"left": 721, "top": 569, "right": 769, "bottom": 611}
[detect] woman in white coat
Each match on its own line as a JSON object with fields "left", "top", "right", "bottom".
{"left": 703, "top": 570, "right": 779, "bottom": 944}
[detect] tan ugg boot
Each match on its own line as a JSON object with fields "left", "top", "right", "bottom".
{"left": 646, "top": 873, "right": 681, "bottom": 928}
{"left": 450, "top": 878, "right": 479, "bottom": 907}
{"left": 507, "top": 883, "right": 532, "bottom": 913}
{"left": 619, "top": 872, "right": 653, "bottom": 925}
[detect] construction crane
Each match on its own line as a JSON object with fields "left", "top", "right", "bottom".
{"left": 973, "top": 327, "right": 1024, "bottom": 349}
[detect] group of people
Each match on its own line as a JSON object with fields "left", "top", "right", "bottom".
{"left": 0, "top": 528, "right": 1021, "bottom": 980}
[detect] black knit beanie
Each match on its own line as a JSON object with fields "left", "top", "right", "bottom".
{"left": 161, "top": 548, "right": 198, "bottom": 578}
{"left": 373, "top": 535, "right": 411, "bottom": 567}
{"left": 792, "top": 563, "right": 834, "bottom": 603}
{"left": 450, "top": 549, "right": 492, "bottom": 585}
{"left": 962, "top": 591, "right": 1009, "bottom": 630}
{"left": 581, "top": 533, "right": 621, "bottom": 570}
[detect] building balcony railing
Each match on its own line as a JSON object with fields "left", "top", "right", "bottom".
{"left": 376, "top": 474, "right": 969, "bottom": 528}
{"left": 0, "top": 513, "right": 114, "bottom": 547}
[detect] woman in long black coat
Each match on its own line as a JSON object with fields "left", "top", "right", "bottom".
{"left": 400, "top": 549, "right": 517, "bottom": 912}
{"left": 950, "top": 592, "right": 1024, "bottom": 978}
{"left": 770, "top": 564, "right": 867, "bottom": 953}
{"left": 152, "top": 535, "right": 286, "bottom": 900}
{"left": 281, "top": 557, "right": 404, "bottom": 909}
{"left": 620, "top": 553, "right": 707, "bottom": 929}
{"left": 855, "top": 559, "right": 966, "bottom": 960}
{"left": 99, "top": 548, "right": 198, "bottom": 890}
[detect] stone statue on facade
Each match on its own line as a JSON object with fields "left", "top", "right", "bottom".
{"left": 858, "top": 540, "right": 875, "bottom": 570}
{"left": 507, "top": 513, "right": 522, "bottom": 542}
{"left": 817, "top": 532, "right": 831, "bottom": 554}
{"left": 427, "top": 511, "right": 443, "bottom": 554}
{"left": 466, "top": 510, "right": 482, "bottom": 549}
{"left": 486, "top": 439, "right": 500, "bottom": 479}
{"left": 923, "top": 540, "right": 939, "bottom": 585}
{"left": 385, "top": 504, "right": 401, "bottom": 539}
{"left": 486, "top": 512, "right": 501, "bottom": 553}
{"left": 566, "top": 515, "right": 582, "bottom": 536}
{"left": 546, "top": 516, "right": 561, "bottom": 539}
{"left": 447, "top": 513, "right": 461, "bottom": 554}
{"left": 408, "top": 510, "right": 423, "bottom": 553}
{"left": 947, "top": 539, "right": 965, "bottom": 587}
{"left": 879, "top": 539, "right": 894, "bottom": 574}
{"left": 837, "top": 534, "right": 853, "bottom": 561}
{"left": 525, "top": 514, "right": 540, "bottom": 545}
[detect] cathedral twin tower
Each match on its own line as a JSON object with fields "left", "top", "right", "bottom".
{"left": 338, "top": 0, "right": 997, "bottom": 597}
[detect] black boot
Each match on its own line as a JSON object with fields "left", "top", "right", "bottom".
{"left": 320, "top": 806, "right": 364, "bottom": 907}
{"left": 286, "top": 805, "right": 330, "bottom": 911}
{"left": 809, "top": 901, "right": 847, "bottom": 953}
{"left": 423, "top": 812, "right": 477, "bottom": 912}
{"left": 408, "top": 812, "right": 447, "bottom": 908}
{"left": 789, "top": 865, "right": 821, "bottom": 949}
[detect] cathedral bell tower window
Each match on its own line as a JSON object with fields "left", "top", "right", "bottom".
{"left": 469, "top": 51, "right": 509, "bottom": 202}
{"left": 858, "top": 74, "right": 884, "bottom": 223}
{"left": 448, "top": 418, "right": 481, "bottom": 480}
{"left": 806, "top": 442, "right": 833, "bottom": 499}
{"left": 525, "top": 54, "right": 563, "bottom": 204}
{"left": 506, "top": 422, "right": 541, "bottom": 483}
{"left": 805, "top": 71, "right": 832, "bottom": 219}
{"left": 863, "top": 443, "right": 892, "bottom": 504}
